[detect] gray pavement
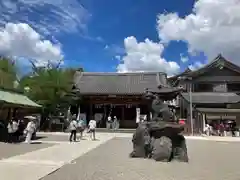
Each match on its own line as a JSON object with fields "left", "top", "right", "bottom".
{"left": 35, "top": 134, "right": 71, "bottom": 142}
{"left": 42, "top": 137, "right": 240, "bottom": 180}
{"left": 0, "top": 133, "right": 116, "bottom": 180}
{"left": 0, "top": 142, "right": 53, "bottom": 159}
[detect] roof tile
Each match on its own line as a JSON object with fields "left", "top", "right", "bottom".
{"left": 74, "top": 72, "right": 169, "bottom": 95}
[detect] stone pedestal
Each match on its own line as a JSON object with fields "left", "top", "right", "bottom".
{"left": 130, "top": 121, "right": 189, "bottom": 162}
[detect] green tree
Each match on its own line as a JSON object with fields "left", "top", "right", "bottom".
{"left": 19, "top": 62, "right": 81, "bottom": 116}
{"left": 0, "top": 57, "right": 18, "bottom": 89}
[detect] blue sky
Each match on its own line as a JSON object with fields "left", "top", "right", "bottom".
{"left": 61, "top": 0, "right": 198, "bottom": 72}
{"left": 0, "top": 0, "right": 239, "bottom": 75}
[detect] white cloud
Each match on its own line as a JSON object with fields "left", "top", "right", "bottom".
{"left": 157, "top": 0, "right": 240, "bottom": 65}
{"left": 0, "top": 0, "right": 90, "bottom": 36}
{"left": 180, "top": 54, "right": 189, "bottom": 63}
{"left": 189, "top": 61, "right": 204, "bottom": 70}
{"left": 0, "top": 23, "right": 63, "bottom": 66}
{"left": 117, "top": 36, "right": 180, "bottom": 75}
{"left": 115, "top": 55, "right": 121, "bottom": 60}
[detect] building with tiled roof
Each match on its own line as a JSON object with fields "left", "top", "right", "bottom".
{"left": 169, "top": 54, "right": 240, "bottom": 134}
{"left": 73, "top": 72, "right": 180, "bottom": 128}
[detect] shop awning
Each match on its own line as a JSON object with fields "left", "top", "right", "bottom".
{"left": 196, "top": 108, "right": 240, "bottom": 113}
{"left": 0, "top": 90, "right": 41, "bottom": 108}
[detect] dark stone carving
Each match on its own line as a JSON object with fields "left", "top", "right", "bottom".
{"left": 152, "top": 136, "right": 172, "bottom": 162}
{"left": 129, "top": 124, "right": 148, "bottom": 158}
{"left": 144, "top": 89, "right": 174, "bottom": 122}
{"left": 130, "top": 89, "right": 189, "bottom": 162}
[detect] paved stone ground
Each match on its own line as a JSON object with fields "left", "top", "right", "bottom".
{"left": 0, "top": 142, "right": 53, "bottom": 159}
{"left": 42, "top": 137, "right": 240, "bottom": 180}
{"left": 34, "top": 132, "right": 132, "bottom": 143}
{"left": 35, "top": 134, "right": 71, "bottom": 142}
{"left": 0, "top": 133, "right": 116, "bottom": 180}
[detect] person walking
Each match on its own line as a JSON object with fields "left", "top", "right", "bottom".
{"left": 78, "top": 118, "right": 85, "bottom": 140}
{"left": 88, "top": 119, "right": 96, "bottom": 140}
{"left": 106, "top": 116, "right": 112, "bottom": 130}
{"left": 231, "top": 121, "right": 236, "bottom": 137}
{"left": 17, "top": 120, "right": 25, "bottom": 142}
{"left": 69, "top": 117, "right": 78, "bottom": 142}
{"left": 24, "top": 118, "right": 36, "bottom": 144}
{"left": 7, "top": 120, "right": 14, "bottom": 143}
{"left": 113, "top": 116, "right": 119, "bottom": 130}
{"left": 204, "top": 123, "right": 210, "bottom": 136}
{"left": 219, "top": 123, "right": 225, "bottom": 136}
{"left": 12, "top": 119, "right": 19, "bottom": 143}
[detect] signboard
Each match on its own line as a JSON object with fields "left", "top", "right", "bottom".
{"left": 136, "top": 108, "right": 140, "bottom": 123}
{"left": 206, "top": 115, "right": 236, "bottom": 120}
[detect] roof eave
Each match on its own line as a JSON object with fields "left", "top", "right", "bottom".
{"left": 80, "top": 92, "right": 144, "bottom": 96}
{"left": 186, "top": 54, "right": 240, "bottom": 77}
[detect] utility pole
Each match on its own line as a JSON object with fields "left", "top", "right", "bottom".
{"left": 178, "top": 76, "right": 193, "bottom": 135}
{"left": 189, "top": 82, "right": 194, "bottom": 136}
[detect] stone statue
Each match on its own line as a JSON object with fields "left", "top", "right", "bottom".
{"left": 130, "top": 88, "right": 189, "bottom": 162}
{"left": 144, "top": 89, "right": 173, "bottom": 122}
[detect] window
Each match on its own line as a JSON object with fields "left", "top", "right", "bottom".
{"left": 193, "top": 83, "right": 213, "bottom": 92}
{"left": 227, "top": 83, "right": 240, "bottom": 92}
{"left": 213, "top": 83, "right": 227, "bottom": 92}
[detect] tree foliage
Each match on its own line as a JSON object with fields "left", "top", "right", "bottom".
{"left": 0, "top": 57, "right": 18, "bottom": 89}
{"left": 0, "top": 56, "right": 82, "bottom": 117}
{"left": 19, "top": 62, "right": 81, "bottom": 115}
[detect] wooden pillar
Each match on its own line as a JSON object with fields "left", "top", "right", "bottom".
{"left": 7, "top": 108, "right": 13, "bottom": 122}
{"left": 102, "top": 104, "right": 106, "bottom": 128}
{"left": 202, "top": 113, "right": 206, "bottom": 133}
{"left": 89, "top": 103, "right": 93, "bottom": 122}
{"left": 121, "top": 105, "right": 124, "bottom": 129}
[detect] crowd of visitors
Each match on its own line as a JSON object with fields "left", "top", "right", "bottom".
{"left": 106, "top": 115, "right": 119, "bottom": 130}
{"left": 204, "top": 120, "right": 238, "bottom": 137}
{"left": 69, "top": 115, "right": 97, "bottom": 142}
{"left": 0, "top": 116, "right": 37, "bottom": 144}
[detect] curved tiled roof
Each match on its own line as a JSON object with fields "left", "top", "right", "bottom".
{"left": 74, "top": 72, "right": 178, "bottom": 95}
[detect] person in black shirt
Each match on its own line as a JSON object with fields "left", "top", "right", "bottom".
{"left": 231, "top": 121, "right": 236, "bottom": 137}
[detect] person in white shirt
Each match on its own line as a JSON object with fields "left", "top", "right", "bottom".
{"left": 106, "top": 116, "right": 112, "bottom": 129}
{"left": 113, "top": 116, "right": 119, "bottom": 130}
{"left": 204, "top": 124, "right": 210, "bottom": 136}
{"left": 69, "top": 117, "right": 78, "bottom": 142}
{"left": 88, "top": 119, "right": 96, "bottom": 140}
{"left": 78, "top": 118, "right": 85, "bottom": 139}
{"left": 7, "top": 120, "right": 15, "bottom": 143}
{"left": 24, "top": 119, "right": 36, "bottom": 144}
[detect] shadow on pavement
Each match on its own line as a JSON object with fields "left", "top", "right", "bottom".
{"left": 30, "top": 142, "right": 42, "bottom": 144}
{"left": 34, "top": 136, "right": 47, "bottom": 140}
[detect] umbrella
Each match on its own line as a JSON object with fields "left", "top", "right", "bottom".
{"left": 24, "top": 115, "right": 37, "bottom": 120}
